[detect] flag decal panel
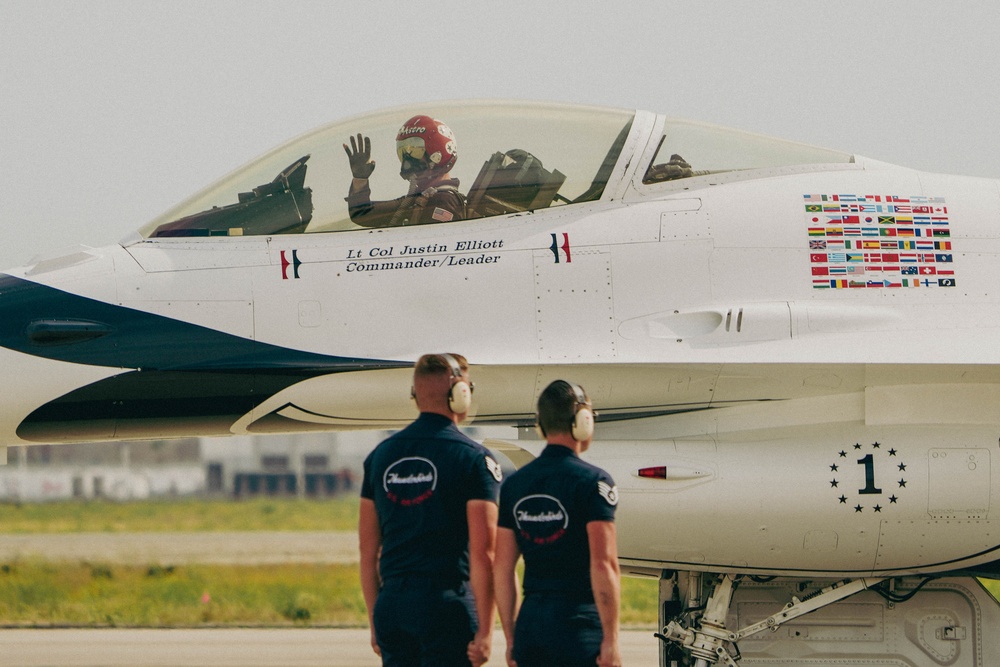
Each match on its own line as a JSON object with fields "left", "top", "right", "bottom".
{"left": 804, "top": 195, "right": 955, "bottom": 289}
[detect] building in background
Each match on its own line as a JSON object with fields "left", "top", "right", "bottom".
{"left": 0, "top": 425, "right": 510, "bottom": 503}
{"left": 1, "top": 439, "right": 204, "bottom": 502}
{"left": 200, "top": 432, "right": 383, "bottom": 499}
{"left": 0, "top": 433, "right": 378, "bottom": 502}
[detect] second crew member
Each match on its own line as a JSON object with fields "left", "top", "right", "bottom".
{"left": 495, "top": 380, "right": 622, "bottom": 667}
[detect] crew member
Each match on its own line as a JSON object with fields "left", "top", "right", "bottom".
{"left": 359, "top": 353, "right": 501, "bottom": 667}
{"left": 495, "top": 380, "right": 621, "bottom": 667}
{"left": 344, "top": 115, "right": 465, "bottom": 227}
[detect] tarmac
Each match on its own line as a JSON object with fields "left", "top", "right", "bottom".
{"left": 0, "top": 628, "right": 661, "bottom": 666}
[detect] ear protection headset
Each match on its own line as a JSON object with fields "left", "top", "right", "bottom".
{"left": 568, "top": 383, "right": 595, "bottom": 442}
{"left": 441, "top": 353, "right": 473, "bottom": 414}
{"left": 536, "top": 381, "right": 596, "bottom": 442}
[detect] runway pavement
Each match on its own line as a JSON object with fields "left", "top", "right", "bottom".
{"left": 0, "top": 628, "right": 661, "bottom": 666}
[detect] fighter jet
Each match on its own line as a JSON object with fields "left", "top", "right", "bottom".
{"left": 2, "top": 100, "right": 999, "bottom": 664}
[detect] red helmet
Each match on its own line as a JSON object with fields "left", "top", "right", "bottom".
{"left": 395, "top": 115, "right": 458, "bottom": 177}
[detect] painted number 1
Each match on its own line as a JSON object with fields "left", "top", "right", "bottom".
{"left": 857, "top": 454, "right": 882, "bottom": 495}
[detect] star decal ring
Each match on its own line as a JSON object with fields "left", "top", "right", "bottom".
{"left": 830, "top": 441, "right": 906, "bottom": 513}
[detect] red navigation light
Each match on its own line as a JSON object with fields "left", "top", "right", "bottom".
{"left": 638, "top": 466, "right": 667, "bottom": 479}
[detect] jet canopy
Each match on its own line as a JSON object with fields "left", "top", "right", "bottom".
{"left": 137, "top": 100, "right": 851, "bottom": 238}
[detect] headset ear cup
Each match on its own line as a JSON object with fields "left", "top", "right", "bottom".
{"left": 571, "top": 407, "right": 594, "bottom": 442}
{"left": 449, "top": 380, "right": 472, "bottom": 414}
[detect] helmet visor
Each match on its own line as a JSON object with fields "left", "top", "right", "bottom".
{"left": 396, "top": 137, "right": 426, "bottom": 163}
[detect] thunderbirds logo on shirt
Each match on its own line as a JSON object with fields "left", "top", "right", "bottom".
{"left": 513, "top": 494, "right": 569, "bottom": 545}
{"left": 383, "top": 457, "right": 437, "bottom": 506}
{"left": 805, "top": 194, "right": 955, "bottom": 289}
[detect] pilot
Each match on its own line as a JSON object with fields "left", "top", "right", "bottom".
{"left": 344, "top": 115, "right": 465, "bottom": 227}
{"left": 358, "top": 353, "right": 501, "bottom": 667}
{"left": 494, "top": 380, "right": 622, "bottom": 667}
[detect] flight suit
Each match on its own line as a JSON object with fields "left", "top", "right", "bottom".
{"left": 498, "top": 445, "right": 618, "bottom": 667}
{"left": 347, "top": 178, "right": 465, "bottom": 227}
{"left": 361, "top": 412, "right": 502, "bottom": 667}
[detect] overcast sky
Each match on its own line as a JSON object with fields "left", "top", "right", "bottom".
{"left": 2, "top": 0, "right": 998, "bottom": 269}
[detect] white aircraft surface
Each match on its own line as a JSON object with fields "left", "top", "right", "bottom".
{"left": 2, "top": 100, "right": 1000, "bottom": 665}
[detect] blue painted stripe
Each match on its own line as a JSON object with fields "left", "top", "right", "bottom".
{"left": 0, "top": 274, "right": 402, "bottom": 371}
{"left": 0, "top": 274, "right": 407, "bottom": 441}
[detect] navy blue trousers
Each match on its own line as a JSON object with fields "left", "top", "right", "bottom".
{"left": 513, "top": 593, "right": 603, "bottom": 667}
{"left": 373, "top": 578, "right": 478, "bottom": 667}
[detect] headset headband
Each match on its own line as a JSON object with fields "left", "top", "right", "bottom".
{"left": 440, "top": 353, "right": 463, "bottom": 380}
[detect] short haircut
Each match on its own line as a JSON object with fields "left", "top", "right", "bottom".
{"left": 414, "top": 353, "right": 468, "bottom": 379}
{"left": 537, "top": 380, "right": 587, "bottom": 436}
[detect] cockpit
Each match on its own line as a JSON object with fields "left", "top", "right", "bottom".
{"left": 137, "top": 101, "right": 852, "bottom": 239}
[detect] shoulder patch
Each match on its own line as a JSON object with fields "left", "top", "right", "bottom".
{"left": 431, "top": 207, "right": 454, "bottom": 222}
{"left": 597, "top": 480, "right": 618, "bottom": 506}
{"left": 485, "top": 455, "right": 503, "bottom": 482}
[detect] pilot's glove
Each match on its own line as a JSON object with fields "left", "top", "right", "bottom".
{"left": 344, "top": 134, "right": 376, "bottom": 179}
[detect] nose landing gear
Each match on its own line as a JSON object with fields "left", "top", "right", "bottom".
{"left": 657, "top": 572, "right": 887, "bottom": 665}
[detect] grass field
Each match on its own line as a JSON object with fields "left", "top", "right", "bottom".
{"left": 0, "top": 560, "right": 658, "bottom": 628}
{"left": 0, "top": 496, "right": 361, "bottom": 533}
{"left": 0, "top": 497, "right": 658, "bottom": 627}
{"left": 0, "top": 560, "right": 368, "bottom": 627}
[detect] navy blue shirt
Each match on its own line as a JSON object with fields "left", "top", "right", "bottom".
{"left": 498, "top": 445, "right": 617, "bottom": 600}
{"left": 361, "top": 413, "right": 502, "bottom": 583}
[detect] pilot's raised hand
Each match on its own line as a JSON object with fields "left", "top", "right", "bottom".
{"left": 344, "top": 133, "right": 376, "bottom": 179}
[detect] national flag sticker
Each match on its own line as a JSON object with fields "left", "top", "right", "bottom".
{"left": 431, "top": 207, "right": 454, "bottom": 222}
{"left": 804, "top": 194, "right": 955, "bottom": 289}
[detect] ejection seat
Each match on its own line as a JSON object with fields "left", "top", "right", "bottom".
{"left": 466, "top": 149, "right": 566, "bottom": 219}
